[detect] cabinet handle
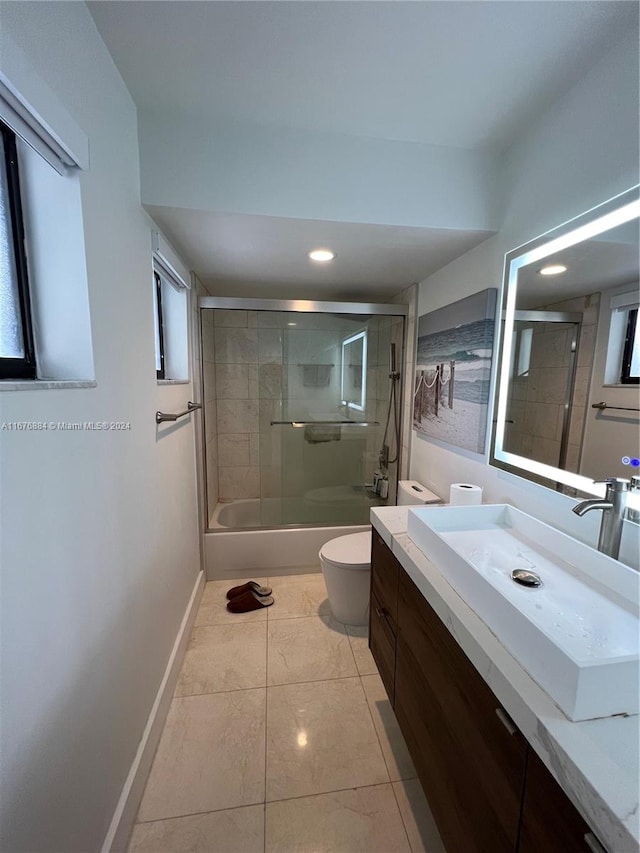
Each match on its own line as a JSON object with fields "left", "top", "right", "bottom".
{"left": 495, "top": 707, "right": 517, "bottom": 736}
{"left": 584, "top": 832, "right": 608, "bottom": 853}
{"left": 376, "top": 605, "right": 387, "bottom": 621}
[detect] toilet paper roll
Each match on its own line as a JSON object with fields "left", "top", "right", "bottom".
{"left": 449, "top": 483, "right": 483, "bottom": 506}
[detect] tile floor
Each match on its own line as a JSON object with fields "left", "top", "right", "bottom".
{"left": 129, "top": 573, "right": 446, "bottom": 852}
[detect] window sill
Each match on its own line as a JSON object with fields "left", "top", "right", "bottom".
{"left": 0, "top": 379, "right": 97, "bottom": 391}
{"left": 157, "top": 379, "right": 190, "bottom": 385}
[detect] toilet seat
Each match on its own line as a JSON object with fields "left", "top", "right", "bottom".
{"left": 319, "top": 531, "right": 371, "bottom": 570}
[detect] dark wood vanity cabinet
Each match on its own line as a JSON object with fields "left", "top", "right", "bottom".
{"left": 518, "top": 748, "right": 592, "bottom": 853}
{"left": 395, "top": 568, "right": 527, "bottom": 852}
{"left": 370, "top": 528, "right": 400, "bottom": 701}
{"left": 369, "top": 532, "right": 602, "bottom": 853}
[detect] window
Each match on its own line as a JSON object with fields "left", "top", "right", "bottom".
{"left": 0, "top": 121, "right": 35, "bottom": 379}
{"left": 153, "top": 271, "right": 166, "bottom": 379}
{"left": 151, "top": 230, "right": 189, "bottom": 381}
{"left": 621, "top": 307, "right": 639, "bottom": 384}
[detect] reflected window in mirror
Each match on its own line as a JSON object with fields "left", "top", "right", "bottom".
{"left": 621, "top": 306, "right": 639, "bottom": 384}
{"left": 492, "top": 186, "right": 640, "bottom": 496}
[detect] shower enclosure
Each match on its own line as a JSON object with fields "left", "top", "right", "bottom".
{"left": 199, "top": 298, "right": 406, "bottom": 532}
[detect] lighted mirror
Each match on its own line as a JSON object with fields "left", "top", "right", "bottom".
{"left": 491, "top": 186, "right": 640, "bottom": 496}
{"left": 341, "top": 330, "right": 367, "bottom": 412}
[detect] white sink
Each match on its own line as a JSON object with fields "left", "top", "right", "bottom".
{"left": 406, "top": 504, "right": 639, "bottom": 721}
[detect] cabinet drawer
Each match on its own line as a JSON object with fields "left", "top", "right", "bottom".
{"left": 370, "top": 528, "right": 399, "bottom": 634}
{"left": 369, "top": 591, "right": 396, "bottom": 702}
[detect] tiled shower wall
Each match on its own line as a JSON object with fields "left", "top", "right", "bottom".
{"left": 202, "top": 311, "right": 218, "bottom": 519}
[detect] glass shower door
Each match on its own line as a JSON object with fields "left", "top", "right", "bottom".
{"left": 202, "top": 303, "right": 404, "bottom": 530}
{"left": 262, "top": 311, "right": 401, "bottom": 526}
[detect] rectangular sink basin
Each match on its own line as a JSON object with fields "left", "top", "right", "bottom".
{"left": 407, "top": 504, "right": 639, "bottom": 721}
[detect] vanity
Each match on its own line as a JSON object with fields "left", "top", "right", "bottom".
{"left": 369, "top": 505, "right": 640, "bottom": 853}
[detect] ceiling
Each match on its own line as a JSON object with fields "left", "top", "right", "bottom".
{"left": 517, "top": 219, "right": 640, "bottom": 309}
{"left": 88, "top": 1, "right": 638, "bottom": 300}
{"left": 145, "top": 206, "right": 492, "bottom": 301}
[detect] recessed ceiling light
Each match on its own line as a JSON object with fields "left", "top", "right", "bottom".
{"left": 287, "top": 322, "right": 297, "bottom": 326}
{"left": 308, "top": 248, "right": 336, "bottom": 262}
{"left": 539, "top": 264, "right": 567, "bottom": 276}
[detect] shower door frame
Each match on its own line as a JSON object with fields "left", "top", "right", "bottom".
{"left": 198, "top": 296, "right": 408, "bottom": 533}
{"left": 199, "top": 296, "right": 409, "bottom": 317}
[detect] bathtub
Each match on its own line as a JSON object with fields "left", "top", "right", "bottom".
{"left": 210, "top": 499, "right": 271, "bottom": 529}
{"left": 205, "top": 497, "right": 369, "bottom": 580}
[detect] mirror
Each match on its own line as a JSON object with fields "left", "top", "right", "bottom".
{"left": 492, "top": 186, "right": 640, "bottom": 496}
{"left": 341, "top": 330, "right": 367, "bottom": 412}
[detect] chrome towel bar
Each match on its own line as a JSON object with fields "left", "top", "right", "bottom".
{"left": 270, "top": 420, "right": 380, "bottom": 426}
{"left": 591, "top": 401, "right": 640, "bottom": 413}
{"left": 156, "top": 401, "right": 202, "bottom": 424}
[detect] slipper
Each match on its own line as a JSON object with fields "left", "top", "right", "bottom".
{"left": 227, "top": 590, "right": 275, "bottom": 613}
{"left": 226, "top": 581, "right": 272, "bottom": 600}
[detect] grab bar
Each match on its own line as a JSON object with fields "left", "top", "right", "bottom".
{"left": 270, "top": 420, "right": 380, "bottom": 426}
{"left": 591, "top": 401, "right": 640, "bottom": 413}
{"left": 156, "top": 401, "right": 202, "bottom": 424}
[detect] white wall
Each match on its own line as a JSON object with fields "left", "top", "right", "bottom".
{"left": 139, "top": 112, "right": 501, "bottom": 232}
{"left": 410, "top": 29, "right": 639, "bottom": 567}
{"left": 0, "top": 5, "right": 200, "bottom": 851}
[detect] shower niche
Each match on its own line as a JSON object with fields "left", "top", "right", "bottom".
{"left": 199, "top": 300, "right": 406, "bottom": 531}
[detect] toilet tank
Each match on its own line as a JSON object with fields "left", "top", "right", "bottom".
{"left": 397, "top": 480, "right": 442, "bottom": 506}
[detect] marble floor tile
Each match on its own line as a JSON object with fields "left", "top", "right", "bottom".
{"left": 345, "top": 623, "right": 379, "bottom": 676}
{"left": 128, "top": 805, "right": 264, "bottom": 853}
{"left": 267, "top": 616, "right": 357, "bottom": 685}
{"left": 393, "top": 779, "right": 446, "bottom": 853}
{"left": 267, "top": 573, "right": 328, "bottom": 620}
{"left": 265, "top": 784, "right": 411, "bottom": 853}
{"left": 138, "top": 690, "right": 266, "bottom": 822}
{"left": 195, "top": 579, "right": 269, "bottom": 626}
{"left": 175, "top": 622, "right": 266, "bottom": 696}
{"left": 361, "top": 673, "right": 417, "bottom": 782}
{"left": 266, "top": 677, "right": 388, "bottom": 802}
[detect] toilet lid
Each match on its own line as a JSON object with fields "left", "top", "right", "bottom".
{"left": 320, "top": 531, "right": 371, "bottom": 570}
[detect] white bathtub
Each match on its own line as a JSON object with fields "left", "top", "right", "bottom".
{"left": 205, "top": 498, "right": 369, "bottom": 579}
{"left": 210, "top": 499, "right": 274, "bottom": 529}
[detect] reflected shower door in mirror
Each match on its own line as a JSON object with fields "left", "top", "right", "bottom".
{"left": 492, "top": 186, "right": 640, "bottom": 496}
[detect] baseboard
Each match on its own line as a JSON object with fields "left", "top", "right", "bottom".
{"left": 101, "top": 570, "right": 206, "bottom": 853}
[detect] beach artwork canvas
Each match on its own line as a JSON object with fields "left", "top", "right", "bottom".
{"left": 414, "top": 289, "right": 497, "bottom": 454}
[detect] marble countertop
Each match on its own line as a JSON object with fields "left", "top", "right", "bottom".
{"left": 371, "top": 505, "right": 639, "bottom": 853}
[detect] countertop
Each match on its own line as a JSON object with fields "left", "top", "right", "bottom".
{"left": 371, "top": 505, "right": 639, "bottom": 853}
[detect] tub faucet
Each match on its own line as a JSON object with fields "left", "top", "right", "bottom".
{"left": 572, "top": 477, "right": 631, "bottom": 560}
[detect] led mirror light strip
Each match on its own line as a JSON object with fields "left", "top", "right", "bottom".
{"left": 494, "top": 190, "right": 640, "bottom": 496}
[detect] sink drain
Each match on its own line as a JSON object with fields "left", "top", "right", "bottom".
{"left": 511, "top": 568, "right": 542, "bottom": 587}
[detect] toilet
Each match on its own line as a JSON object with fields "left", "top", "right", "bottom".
{"left": 319, "top": 531, "right": 372, "bottom": 625}
{"left": 319, "top": 480, "right": 441, "bottom": 625}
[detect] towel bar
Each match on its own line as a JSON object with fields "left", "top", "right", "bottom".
{"left": 156, "top": 401, "right": 202, "bottom": 424}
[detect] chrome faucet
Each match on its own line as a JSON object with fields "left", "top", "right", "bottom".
{"left": 572, "top": 477, "right": 632, "bottom": 560}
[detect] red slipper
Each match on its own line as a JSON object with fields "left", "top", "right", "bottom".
{"left": 227, "top": 590, "right": 275, "bottom": 613}
{"left": 226, "top": 581, "right": 272, "bottom": 600}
